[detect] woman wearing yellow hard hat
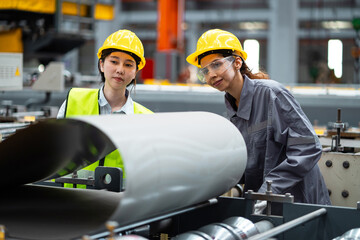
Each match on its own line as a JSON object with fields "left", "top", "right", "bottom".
{"left": 187, "top": 29, "right": 331, "bottom": 214}
{"left": 57, "top": 29, "right": 153, "bottom": 188}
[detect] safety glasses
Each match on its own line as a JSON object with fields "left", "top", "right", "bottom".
{"left": 197, "top": 56, "right": 235, "bottom": 83}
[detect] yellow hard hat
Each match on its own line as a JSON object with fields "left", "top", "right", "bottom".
{"left": 97, "top": 29, "right": 146, "bottom": 70}
{"left": 186, "top": 29, "right": 247, "bottom": 68}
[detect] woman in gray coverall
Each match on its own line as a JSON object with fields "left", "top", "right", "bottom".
{"left": 186, "top": 29, "right": 331, "bottom": 214}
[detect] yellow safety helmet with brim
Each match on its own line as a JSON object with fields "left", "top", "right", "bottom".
{"left": 97, "top": 29, "right": 146, "bottom": 70}
{"left": 186, "top": 29, "right": 247, "bottom": 68}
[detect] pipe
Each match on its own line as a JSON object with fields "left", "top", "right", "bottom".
{"left": 247, "top": 208, "right": 327, "bottom": 240}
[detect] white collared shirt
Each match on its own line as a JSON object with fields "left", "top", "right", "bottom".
{"left": 57, "top": 85, "right": 134, "bottom": 118}
{"left": 98, "top": 85, "right": 134, "bottom": 115}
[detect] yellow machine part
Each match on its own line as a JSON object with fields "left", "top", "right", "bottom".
{"left": 94, "top": 3, "right": 114, "bottom": 20}
{"left": 0, "top": 225, "right": 5, "bottom": 239}
{"left": 63, "top": 2, "right": 114, "bottom": 20}
{"left": 62, "top": 2, "right": 87, "bottom": 16}
{"left": 0, "top": 0, "right": 114, "bottom": 20}
{"left": 0, "top": 0, "right": 56, "bottom": 14}
{"left": 0, "top": 28, "right": 23, "bottom": 53}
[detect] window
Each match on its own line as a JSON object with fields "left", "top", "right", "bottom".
{"left": 244, "top": 39, "right": 260, "bottom": 73}
{"left": 328, "top": 39, "right": 343, "bottom": 78}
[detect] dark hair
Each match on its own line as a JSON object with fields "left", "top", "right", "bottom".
{"left": 198, "top": 50, "right": 270, "bottom": 80}
{"left": 97, "top": 48, "right": 141, "bottom": 86}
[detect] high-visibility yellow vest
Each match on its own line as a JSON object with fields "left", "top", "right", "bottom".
{"left": 64, "top": 87, "right": 153, "bottom": 188}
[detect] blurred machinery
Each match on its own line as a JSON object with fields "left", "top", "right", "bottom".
{"left": 155, "top": 0, "right": 185, "bottom": 83}
{"left": 0, "top": 61, "right": 65, "bottom": 142}
{"left": 0, "top": 0, "right": 115, "bottom": 63}
{"left": 0, "top": 0, "right": 116, "bottom": 140}
{"left": 316, "top": 109, "right": 360, "bottom": 208}
{"left": 352, "top": 17, "right": 360, "bottom": 84}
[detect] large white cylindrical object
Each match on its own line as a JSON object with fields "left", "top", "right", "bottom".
{"left": 75, "top": 112, "right": 247, "bottom": 226}
{"left": 0, "top": 112, "right": 247, "bottom": 239}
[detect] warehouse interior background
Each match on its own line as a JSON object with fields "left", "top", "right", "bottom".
{"left": 1, "top": 0, "right": 360, "bottom": 125}
{"left": 2, "top": 1, "right": 360, "bottom": 240}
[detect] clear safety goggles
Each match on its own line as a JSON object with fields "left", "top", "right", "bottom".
{"left": 197, "top": 56, "right": 235, "bottom": 83}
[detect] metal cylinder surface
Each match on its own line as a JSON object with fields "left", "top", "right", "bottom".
{"left": 74, "top": 112, "right": 247, "bottom": 226}
{"left": 0, "top": 112, "right": 247, "bottom": 239}
{"left": 333, "top": 228, "right": 360, "bottom": 240}
{"left": 222, "top": 217, "right": 259, "bottom": 239}
{"left": 172, "top": 231, "right": 213, "bottom": 240}
{"left": 197, "top": 223, "right": 239, "bottom": 240}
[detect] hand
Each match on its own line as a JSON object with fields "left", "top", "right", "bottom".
{"left": 253, "top": 200, "right": 267, "bottom": 214}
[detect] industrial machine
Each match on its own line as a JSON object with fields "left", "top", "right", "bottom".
{"left": 1, "top": 112, "right": 360, "bottom": 240}
{"left": 318, "top": 109, "right": 360, "bottom": 208}
{"left": 0, "top": 0, "right": 115, "bottom": 62}
{"left": 0, "top": 0, "right": 116, "bottom": 128}
{"left": 0, "top": 61, "right": 64, "bottom": 142}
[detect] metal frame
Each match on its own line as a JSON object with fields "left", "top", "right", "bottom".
{"left": 36, "top": 166, "right": 123, "bottom": 192}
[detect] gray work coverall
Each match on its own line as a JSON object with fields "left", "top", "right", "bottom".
{"left": 225, "top": 75, "right": 331, "bottom": 205}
